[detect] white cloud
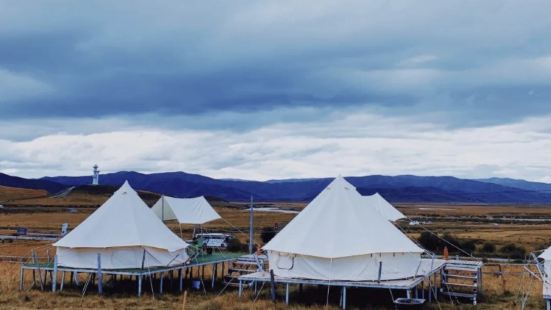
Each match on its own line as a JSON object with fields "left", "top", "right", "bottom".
{"left": 2, "top": 110, "right": 551, "bottom": 182}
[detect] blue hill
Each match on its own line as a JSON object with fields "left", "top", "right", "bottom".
{"left": 38, "top": 171, "right": 551, "bottom": 204}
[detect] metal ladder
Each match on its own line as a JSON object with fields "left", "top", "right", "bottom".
{"left": 440, "top": 260, "right": 482, "bottom": 305}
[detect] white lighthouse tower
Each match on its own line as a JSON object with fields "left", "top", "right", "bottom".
{"left": 92, "top": 164, "right": 100, "bottom": 185}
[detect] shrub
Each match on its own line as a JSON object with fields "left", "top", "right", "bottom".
{"left": 417, "top": 231, "right": 474, "bottom": 255}
{"left": 418, "top": 231, "right": 441, "bottom": 252}
{"left": 227, "top": 238, "right": 244, "bottom": 252}
{"left": 260, "top": 226, "right": 277, "bottom": 244}
{"left": 460, "top": 239, "right": 477, "bottom": 253}
{"left": 499, "top": 243, "right": 526, "bottom": 259}
{"left": 482, "top": 242, "right": 496, "bottom": 253}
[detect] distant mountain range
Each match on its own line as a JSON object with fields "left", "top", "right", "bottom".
{"left": 2, "top": 171, "right": 551, "bottom": 204}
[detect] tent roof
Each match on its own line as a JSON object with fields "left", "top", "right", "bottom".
{"left": 152, "top": 196, "right": 221, "bottom": 225}
{"left": 54, "top": 181, "right": 188, "bottom": 252}
{"left": 361, "top": 192, "right": 406, "bottom": 221}
{"left": 263, "top": 176, "right": 424, "bottom": 258}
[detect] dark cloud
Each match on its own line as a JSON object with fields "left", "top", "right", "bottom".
{"left": 1, "top": 1, "right": 551, "bottom": 130}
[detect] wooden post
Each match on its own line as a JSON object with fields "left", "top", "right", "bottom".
{"left": 160, "top": 272, "right": 164, "bottom": 294}
{"left": 138, "top": 275, "right": 143, "bottom": 297}
{"left": 285, "top": 283, "right": 289, "bottom": 305}
{"left": 60, "top": 272, "right": 65, "bottom": 292}
{"left": 31, "top": 249, "right": 37, "bottom": 287}
{"left": 211, "top": 264, "right": 216, "bottom": 288}
{"left": 19, "top": 267, "right": 24, "bottom": 291}
{"left": 342, "top": 287, "right": 347, "bottom": 310}
{"left": 52, "top": 255, "right": 58, "bottom": 292}
{"left": 97, "top": 253, "right": 103, "bottom": 295}
{"left": 179, "top": 269, "right": 183, "bottom": 292}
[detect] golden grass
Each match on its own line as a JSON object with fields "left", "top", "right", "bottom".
{"left": 0, "top": 203, "right": 550, "bottom": 308}
{"left": 0, "top": 186, "right": 47, "bottom": 203}
{"left": 0, "top": 261, "right": 545, "bottom": 309}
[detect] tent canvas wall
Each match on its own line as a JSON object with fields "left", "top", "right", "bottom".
{"left": 361, "top": 192, "right": 405, "bottom": 221}
{"left": 152, "top": 195, "right": 221, "bottom": 225}
{"left": 54, "top": 181, "right": 189, "bottom": 269}
{"left": 263, "top": 176, "right": 424, "bottom": 281}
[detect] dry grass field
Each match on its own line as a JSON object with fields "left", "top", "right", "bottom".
{"left": 0, "top": 186, "right": 47, "bottom": 203}
{"left": 0, "top": 191, "right": 550, "bottom": 309}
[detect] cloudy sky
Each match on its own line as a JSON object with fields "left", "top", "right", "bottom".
{"left": 1, "top": 1, "right": 551, "bottom": 181}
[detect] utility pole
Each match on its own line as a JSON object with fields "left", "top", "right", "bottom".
{"left": 249, "top": 195, "right": 254, "bottom": 254}
{"left": 161, "top": 196, "right": 164, "bottom": 221}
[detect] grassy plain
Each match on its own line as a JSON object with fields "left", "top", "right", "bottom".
{"left": 0, "top": 188, "right": 550, "bottom": 309}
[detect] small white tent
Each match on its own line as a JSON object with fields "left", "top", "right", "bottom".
{"left": 361, "top": 192, "right": 405, "bottom": 221}
{"left": 263, "top": 176, "right": 424, "bottom": 281}
{"left": 152, "top": 196, "right": 221, "bottom": 225}
{"left": 54, "top": 181, "right": 189, "bottom": 269}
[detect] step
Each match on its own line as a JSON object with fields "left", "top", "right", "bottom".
{"left": 442, "top": 281, "right": 477, "bottom": 288}
{"left": 444, "top": 266, "right": 480, "bottom": 272}
{"left": 443, "top": 274, "right": 478, "bottom": 280}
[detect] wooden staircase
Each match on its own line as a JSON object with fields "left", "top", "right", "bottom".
{"left": 440, "top": 260, "right": 482, "bottom": 305}
{"left": 224, "top": 254, "right": 267, "bottom": 287}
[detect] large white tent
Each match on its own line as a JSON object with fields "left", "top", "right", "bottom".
{"left": 361, "top": 192, "right": 405, "bottom": 221}
{"left": 54, "top": 181, "right": 189, "bottom": 269}
{"left": 263, "top": 176, "right": 424, "bottom": 281}
{"left": 152, "top": 195, "right": 221, "bottom": 225}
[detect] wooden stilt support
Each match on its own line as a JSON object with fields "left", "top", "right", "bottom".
{"left": 211, "top": 264, "right": 216, "bottom": 288}
{"left": 342, "top": 287, "right": 347, "bottom": 310}
{"left": 285, "top": 283, "right": 290, "bottom": 305}
{"left": 179, "top": 269, "right": 183, "bottom": 292}
{"left": 138, "top": 275, "right": 143, "bottom": 297}
{"left": 160, "top": 272, "right": 164, "bottom": 294}
{"left": 52, "top": 255, "right": 58, "bottom": 292}
{"left": 19, "top": 266, "right": 24, "bottom": 291}
{"left": 60, "top": 272, "right": 65, "bottom": 292}
{"left": 97, "top": 253, "right": 103, "bottom": 295}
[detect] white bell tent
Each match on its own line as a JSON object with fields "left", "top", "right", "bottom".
{"left": 361, "top": 192, "right": 406, "bottom": 221}
{"left": 53, "top": 181, "right": 189, "bottom": 269}
{"left": 539, "top": 249, "right": 551, "bottom": 298}
{"left": 263, "top": 176, "right": 424, "bottom": 281}
{"left": 152, "top": 195, "right": 221, "bottom": 225}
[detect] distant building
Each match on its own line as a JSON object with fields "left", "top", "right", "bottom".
{"left": 92, "top": 165, "right": 100, "bottom": 185}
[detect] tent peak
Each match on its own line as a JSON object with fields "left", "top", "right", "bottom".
{"left": 327, "top": 175, "right": 355, "bottom": 190}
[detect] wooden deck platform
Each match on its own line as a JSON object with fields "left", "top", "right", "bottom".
{"left": 20, "top": 252, "right": 246, "bottom": 296}
{"left": 238, "top": 258, "right": 450, "bottom": 309}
